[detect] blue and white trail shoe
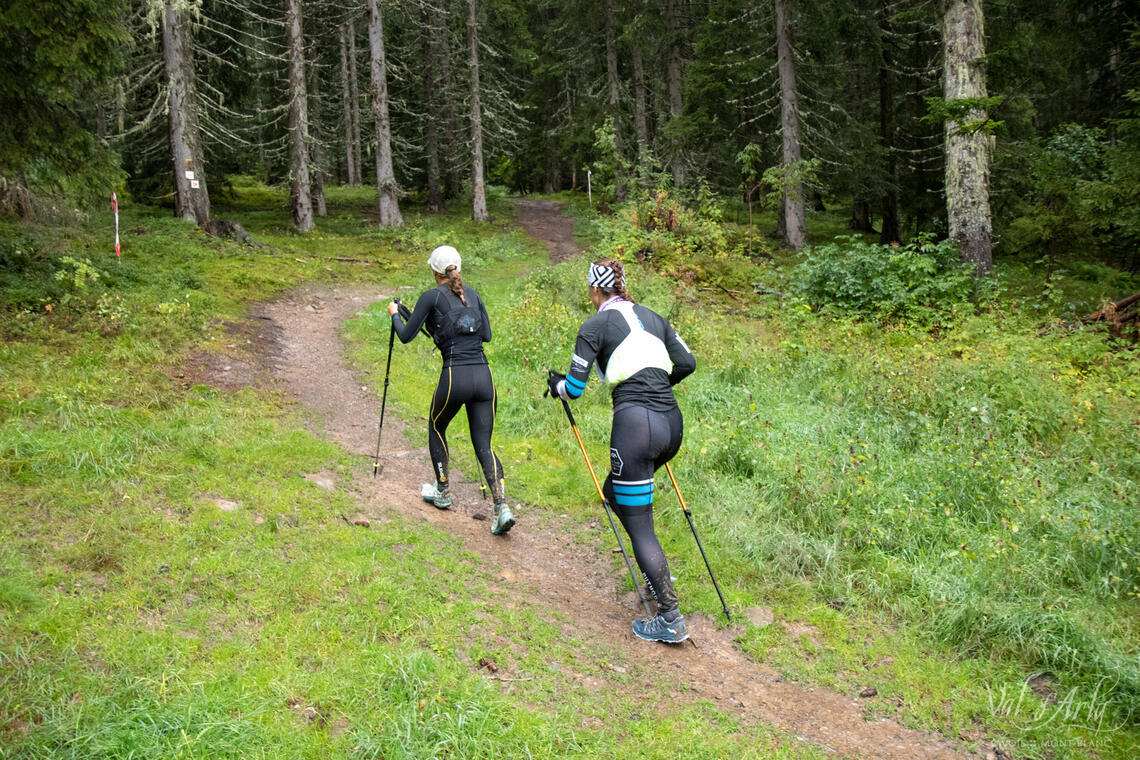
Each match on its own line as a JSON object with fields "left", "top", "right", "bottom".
{"left": 490, "top": 502, "right": 515, "bottom": 535}
{"left": 421, "top": 483, "right": 451, "bottom": 510}
{"left": 632, "top": 611, "right": 689, "bottom": 644}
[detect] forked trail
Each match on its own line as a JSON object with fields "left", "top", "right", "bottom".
{"left": 247, "top": 202, "right": 971, "bottom": 759}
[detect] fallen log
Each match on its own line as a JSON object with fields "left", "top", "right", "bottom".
{"left": 1082, "top": 291, "right": 1140, "bottom": 323}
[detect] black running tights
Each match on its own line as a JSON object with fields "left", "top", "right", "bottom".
{"left": 428, "top": 364, "right": 505, "bottom": 502}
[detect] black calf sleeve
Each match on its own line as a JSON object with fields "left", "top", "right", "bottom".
{"left": 609, "top": 496, "right": 678, "bottom": 615}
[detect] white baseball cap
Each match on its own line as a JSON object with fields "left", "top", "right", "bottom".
{"left": 427, "top": 245, "right": 461, "bottom": 274}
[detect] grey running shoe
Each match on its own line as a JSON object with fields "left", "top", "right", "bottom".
{"left": 421, "top": 482, "right": 451, "bottom": 510}
{"left": 490, "top": 502, "right": 515, "bottom": 535}
{"left": 632, "top": 612, "right": 689, "bottom": 644}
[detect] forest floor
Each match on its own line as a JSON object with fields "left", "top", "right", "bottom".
{"left": 180, "top": 199, "right": 981, "bottom": 759}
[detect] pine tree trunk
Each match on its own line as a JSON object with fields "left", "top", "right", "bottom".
{"left": 775, "top": 0, "right": 806, "bottom": 250}
{"left": 422, "top": 4, "right": 444, "bottom": 212}
{"left": 286, "top": 0, "right": 314, "bottom": 232}
{"left": 632, "top": 47, "right": 649, "bottom": 190}
{"left": 850, "top": 200, "right": 873, "bottom": 233}
{"left": 339, "top": 25, "right": 355, "bottom": 185}
{"left": 439, "top": 0, "right": 463, "bottom": 198}
{"left": 467, "top": 0, "right": 489, "bottom": 222}
{"left": 878, "top": 11, "right": 901, "bottom": 246}
{"left": 116, "top": 80, "right": 126, "bottom": 134}
{"left": 348, "top": 18, "right": 363, "bottom": 185}
{"left": 309, "top": 60, "right": 327, "bottom": 217}
{"left": 543, "top": 146, "right": 557, "bottom": 193}
{"left": 942, "top": 0, "right": 992, "bottom": 275}
{"left": 162, "top": 0, "right": 210, "bottom": 225}
{"left": 368, "top": 0, "right": 403, "bottom": 227}
{"left": 665, "top": 0, "right": 684, "bottom": 189}
{"left": 604, "top": 0, "right": 626, "bottom": 202}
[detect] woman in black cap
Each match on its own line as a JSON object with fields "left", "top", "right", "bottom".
{"left": 388, "top": 245, "right": 514, "bottom": 535}
{"left": 548, "top": 257, "right": 695, "bottom": 642}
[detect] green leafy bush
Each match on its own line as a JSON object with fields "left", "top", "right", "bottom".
{"left": 792, "top": 234, "right": 979, "bottom": 324}
{"left": 1001, "top": 119, "right": 1140, "bottom": 272}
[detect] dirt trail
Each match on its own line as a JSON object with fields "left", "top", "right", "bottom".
{"left": 514, "top": 199, "right": 583, "bottom": 262}
{"left": 236, "top": 202, "right": 970, "bottom": 759}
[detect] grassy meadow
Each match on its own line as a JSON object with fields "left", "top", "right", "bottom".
{"left": 2, "top": 182, "right": 1139, "bottom": 758}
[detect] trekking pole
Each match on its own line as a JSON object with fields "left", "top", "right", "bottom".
{"left": 372, "top": 315, "right": 397, "bottom": 478}
{"left": 372, "top": 296, "right": 416, "bottom": 477}
{"left": 372, "top": 297, "right": 432, "bottom": 478}
{"left": 664, "top": 462, "right": 731, "bottom": 622}
{"left": 548, "top": 388, "right": 653, "bottom": 617}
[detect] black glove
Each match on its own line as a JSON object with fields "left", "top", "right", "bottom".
{"left": 545, "top": 370, "right": 566, "bottom": 399}
{"left": 394, "top": 298, "right": 412, "bottom": 320}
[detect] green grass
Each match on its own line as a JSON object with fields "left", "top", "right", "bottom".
{"left": 345, "top": 204, "right": 1140, "bottom": 757}
{"left": 1, "top": 183, "right": 823, "bottom": 759}
{"left": 4, "top": 179, "right": 1139, "bottom": 758}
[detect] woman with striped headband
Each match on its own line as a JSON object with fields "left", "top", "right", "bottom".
{"left": 548, "top": 258, "right": 696, "bottom": 643}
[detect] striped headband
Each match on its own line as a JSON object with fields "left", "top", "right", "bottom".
{"left": 587, "top": 263, "right": 617, "bottom": 289}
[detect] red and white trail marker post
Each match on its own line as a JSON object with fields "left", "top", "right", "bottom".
{"left": 111, "top": 192, "right": 121, "bottom": 259}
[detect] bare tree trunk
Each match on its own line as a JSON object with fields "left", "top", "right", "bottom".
{"left": 309, "top": 60, "right": 327, "bottom": 217}
{"left": 543, "top": 142, "right": 558, "bottom": 193}
{"left": 162, "top": 0, "right": 209, "bottom": 224}
{"left": 665, "top": 0, "right": 684, "bottom": 189}
{"left": 339, "top": 24, "right": 356, "bottom": 185}
{"left": 116, "top": 80, "right": 126, "bottom": 135}
{"left": 942, "top": 0, "right": 992, "bottom": 275}
{"left": 348, "top": 17, "right": 362, "bottom": 185}
{"left": 850, "top": 200, "right": 873, "bottom": 233}
{"left": 439, "top": 0, "right": 463, "bottom": 199}
{"left": 286, "top": 0, "right": 314, "bottom": 232}
{"left": 604, "top": 0, "right": 627, "bottom": 202}
{"left": 467, "top": 0, "right": 489, "bottom": 222}
{"left": 775, "top": 0, "right": 806, "bottom": 250}
{"left": 879, "top": 10, "right": 901, "bottom": 246}
{"left": 422, "top": 4, "right": 444, "bottom": 211}
{"left": 632, "top": 46, "right": 649, "bottom": 190}
{"left": 367, "top": 0, "right": 403, "bottom": 227}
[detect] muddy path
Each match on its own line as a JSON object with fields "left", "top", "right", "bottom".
{"left": 514, "top": 199, "right": 583, "bottom": 263}
{"left": 225, "top": 202, "right": 973, "bottom": 759}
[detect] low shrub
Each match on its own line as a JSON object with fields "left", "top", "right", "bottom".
{"left": 792, "top": 234, "right": 980, "bottom": 325}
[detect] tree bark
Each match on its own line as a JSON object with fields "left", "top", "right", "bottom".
{"left": 775, "top": 0, "right": 806, "bottom": 250}
{"left": 942, "top": 0, "right": 992, "bottom": 275}
{"left": 439, "top": 0, "right": 463, "bottom": 198}
{"left": 604, "top": 0, "right": 627, "bottom": 202}
{"left": 367, "top": 0, "right": 403, "bottom": 227}
{"left": 665, "top": 0, "right": 684, "bottom": 189}
{"left": 162, "top": 0, "right": 210, "bottom": 225}
{"left": 348, "top": 17, "right": 363, "bottom": 185}
{"left": 309, "top": 57, "right": 327, "bottom": 217}
{"left": 878, "top": 10, "right": 901, "bottom": 246}
{"left": 850, "top": 200, "right": 873, "bottom": 233}
{"left": 632, "top": 46, "right": 649, "bottom": 190}
{"left": 339, "top": 25, "right": 357, "bottom": 185}
{"left": 422, "top": 4, "right": 444, "bottom": 212}
{"left": 286, "top": 0, "right": 313, "bottom": 232}
{"left": 467, "top": 0, "right": 489, "bottom": 222}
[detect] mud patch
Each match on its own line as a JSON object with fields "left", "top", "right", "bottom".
{"left": 514, "top": 200, "right": 584, "bottom": 263}
{"left": 174, "top": 317, "right": 282, "bottom": 392}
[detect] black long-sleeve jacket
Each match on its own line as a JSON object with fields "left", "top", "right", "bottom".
{"left": 560, "top": 297, "right": 695, "bottom": 412}
{"left": 392, "top": 284, "right": 491, "bottom": 366}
